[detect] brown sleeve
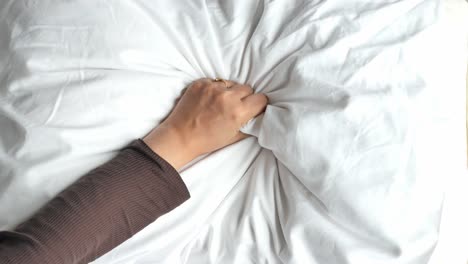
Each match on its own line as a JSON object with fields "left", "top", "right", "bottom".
{"left": 0, "top": 139, "right": 190, "bottom": 264}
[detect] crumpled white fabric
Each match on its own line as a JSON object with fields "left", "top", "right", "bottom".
{"left": 0, "top": 0, "right": 465, "bottom": 263}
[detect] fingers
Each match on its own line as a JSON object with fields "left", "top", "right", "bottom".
{"left": 195, "top": 78, "right": 256, "bottom": 90}
{"left": 197, "top": 78, "right": 215, "bottom": 85}
{"left": 230, "top": 132, "right": 250, "bottom": 144}
{"left": 192, "top": 78, "right": 228, "bottom": 87}
{"left": 193, "top": 78, "right": 237, "bottom": 90}
{"left": 212, "top": 79, "right": 236, "bottom": 89}
{"left": 225, "top": 131, "right": 250, "bottom": 147}
{"left": 229, "top": 84, "right": 254, "bottom": 99}
{"left": 241, "top": 93, "right": 268, "bottom": 121}
{"left": 179, "top": 87, "right": 188, "bottom": 96}
{"left": 192, "top": 78, "right": 268, "bottom": 124}
{"left": 223, "top": 80, "right": 236, "bottom": 88}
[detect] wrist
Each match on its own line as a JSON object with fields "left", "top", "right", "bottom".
{"left": 143, "top": 123, "right": 199, "bottom": 170}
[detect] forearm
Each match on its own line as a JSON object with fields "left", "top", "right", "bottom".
{"left": 0, "top": 139, "right": 190, "bottom": 264}
{"left": 0, "top": 77, "right": 267, "bottom": 264}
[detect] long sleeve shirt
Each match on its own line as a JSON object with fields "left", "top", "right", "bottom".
{"left": 0, "top": 139, "right": 190, "bottom": 264}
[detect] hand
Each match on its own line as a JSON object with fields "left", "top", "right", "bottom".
{"left": 143, "top": 78, "right": 268, "bottom": 170}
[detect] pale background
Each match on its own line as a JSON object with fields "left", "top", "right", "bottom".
{"left": 429, "top": 0, "right": 468, "bottom": 263}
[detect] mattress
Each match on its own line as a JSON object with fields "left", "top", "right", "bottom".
{"left": 0, "top": 0, "right": 466, "bottom": 263}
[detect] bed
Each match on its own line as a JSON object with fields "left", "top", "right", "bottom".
{"left": 0, "top": 0, "right": 467, "bottom": 263}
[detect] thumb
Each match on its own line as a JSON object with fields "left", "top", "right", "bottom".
{"left": 241, "top": 93, "right": 268, "bottom": 123}
{"left": 227, "top": 132, "right": 250, "bottom": 146}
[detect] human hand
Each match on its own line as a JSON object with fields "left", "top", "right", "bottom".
{"left": 143, "top": 78, "right": 268, "bottom": 170}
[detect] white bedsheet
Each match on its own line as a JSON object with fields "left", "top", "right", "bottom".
{"left": 0, "top": 0, "right": 466, "bottom": 263}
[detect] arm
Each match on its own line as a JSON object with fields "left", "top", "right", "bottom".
{"left": 0, "top": 139, "right": 190, "bottom": 264}
{"left": 0, "top": 78, "right": 267, "bottom": 264}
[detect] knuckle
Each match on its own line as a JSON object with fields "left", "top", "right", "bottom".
{"left": 222, "top": 90, "right": 233, "bottom": 99}
{"left": 214, "top": 91, "right": 228, "bottom": 103}
{"left": 224, "top": 90, "right": 236, "bottom": 98}
{"left": 229, "top": 112, "right": 242, "bottom": 124}
{"left": 259, "top": 94, "right": 268, "bottom": 105}
{"left": 189, "top": 81, "right": 203, "bottom": 90}
{"left": 233, "top": 104, "right": 244, "bottom": 114}
{"left": 190, "top": 80, "right": 216, "bottom": 93}
{"left": 197, "top": 78, "right": 211, "bottom": 84}
{"left": 233, "top": 105, "right": 247, "bottom": 121}
{"left": 209, "top": 82, "right": 220, "bottom": 90}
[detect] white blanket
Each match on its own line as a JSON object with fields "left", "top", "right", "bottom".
{"left": 0, "top": 0, "right": 466, "bottom": 263}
